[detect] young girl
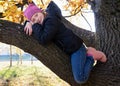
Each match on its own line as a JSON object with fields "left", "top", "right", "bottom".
{"left": 23, "top": 1, "right": 107, "bottom": 84}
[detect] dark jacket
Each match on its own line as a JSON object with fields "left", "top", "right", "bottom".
{"left": 31, "top": 1, "right": 83, "bottom": 55}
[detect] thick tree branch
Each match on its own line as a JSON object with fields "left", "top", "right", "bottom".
{"left": 61, "top": 17, "right": 96, "bottom": 47}
{"left": 0, "top": 18, "right": 95, "bottom": 86}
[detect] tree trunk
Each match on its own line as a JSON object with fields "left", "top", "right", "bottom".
{"left": 20, "top": 50, "right": 22, "bottom": 64}
{"left": 82, "top": 0, "right": 120, "bottom": 86}
{"left": 9, "top": 45, "right": 12, "bottom": 67}
{"left": 0, "top": 18, "right": 95, "bottom": 86}
{"left": 31, "top": 55, "right": 33, "bottom": 64}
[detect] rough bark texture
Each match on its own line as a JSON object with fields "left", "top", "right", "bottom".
{"left": 0, "top": 18, "right": 95, "bottom": 86}
{"left": 82, "top": 0, "right": 120, "bottom": 86}
{"left": 61, "top": 17, "right": 96, "bottom": 47}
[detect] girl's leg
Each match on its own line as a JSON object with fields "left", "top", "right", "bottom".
{"left": 84, "top": 55, "right": 94, "bottom": 81}
{"left": 71, "top": 45, "right": 94, "bottom": 84}
{"left": 71, "top": 45, "right": 86, "bottom": 83}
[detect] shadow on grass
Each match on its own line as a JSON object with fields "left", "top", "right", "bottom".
{"left": 0, "top": 66, "right": 20, "bottom": 85}
{"left": 0, "top": 66, "right": 18, "bottom": 79}
{"left": 0, "top": 65, "right": 68, "bottom": 86}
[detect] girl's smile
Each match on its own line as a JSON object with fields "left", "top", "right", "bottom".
{"left": 31, "top": 12, "right": 44, "bottom": 24}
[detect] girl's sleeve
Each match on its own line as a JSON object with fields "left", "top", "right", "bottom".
{"left": 32, "top": 23, "right": 43, "bottom": 42}
{"left": 32, "top": 17, "right": 60, "bottom": 45}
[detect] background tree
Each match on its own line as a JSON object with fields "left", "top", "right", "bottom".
{"left": 15, "top": 46, "right": 24, "bottom": 65}
{"left": 0, "top": 0, "right": 120, "bottom": 86}
{"left": 9, "top": 45, "right": 12, "bottom": 67}
{"left": 85, "top": 0, "right": 120, "bottom": 86}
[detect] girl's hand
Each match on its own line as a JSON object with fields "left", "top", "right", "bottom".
{"left": 24, "top": 22, "right": 33, "bottom": 36}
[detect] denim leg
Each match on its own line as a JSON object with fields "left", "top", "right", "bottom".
{"left": 71, "top": 45, "right": 87, "bottom": 84}
{"left": 71, "top": 45, "right": 94, "bottom": 84}
{"left": 84, "top": 56, "right": 94, "bottom": 82}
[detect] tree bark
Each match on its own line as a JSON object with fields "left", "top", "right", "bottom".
{"left": 82, "top": 0, "right": 120, "bottom": 86}
{"left": 0, "top": 18, "right": 95, "bottom": 86}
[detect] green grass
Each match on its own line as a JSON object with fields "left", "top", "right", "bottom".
{"left": 0, "top": 65, "right": 69, "bottom": 86}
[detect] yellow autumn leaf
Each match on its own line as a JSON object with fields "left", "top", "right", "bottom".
{"left": 0, "top": 1, "right": 5, "bottom": 5}
{"left": 28, "top": 0, "right": 33, "bottom": 3}
{"left": 64, "top": 0, "right": 87, "bottom": 15}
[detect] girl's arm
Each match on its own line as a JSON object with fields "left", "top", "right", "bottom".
{"left": 32, "top": 17, "right": 60, "bottom": 45}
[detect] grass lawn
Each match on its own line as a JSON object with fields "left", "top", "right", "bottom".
{"left": 0, "top": 61, "right": 69, "bottom": 86}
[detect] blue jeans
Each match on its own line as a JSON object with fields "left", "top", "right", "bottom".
{"left": 71, "top": 44, "right": 94, "bottom": 84}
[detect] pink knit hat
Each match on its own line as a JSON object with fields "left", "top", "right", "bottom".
{"left": 24, "top": 3, "right": 42, "bottom": 21}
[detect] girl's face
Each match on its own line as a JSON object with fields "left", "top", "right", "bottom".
{"left": 31, "top": 12, "right": 44, "bottom": 24}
